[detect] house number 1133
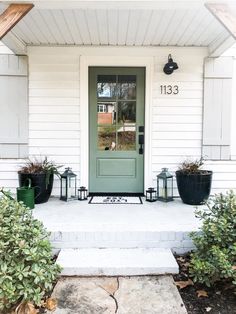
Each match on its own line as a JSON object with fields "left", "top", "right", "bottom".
{"left": 160, "top": 85, "right": 179, "bottom": 95}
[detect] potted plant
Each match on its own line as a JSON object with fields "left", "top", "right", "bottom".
{"left": 175, "top": 157, "right": 213, "bottom": 205}
{"left": 18, "top": 157, "right": 62, "bottom": 204}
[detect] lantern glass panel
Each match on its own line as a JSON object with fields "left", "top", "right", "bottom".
{"left": 68, "top": 177, "right": 76, "bottom": 198}
{"left": 167, "top": 178, "right": 173, "bottom": 198}
{"left": 158, "top": 178, "right": 167, "bottom": 199}
{"left": 61, "top": 177, "right": 67, "bottom": 199}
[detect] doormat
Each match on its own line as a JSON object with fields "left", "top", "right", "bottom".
{"left": 89, "top": 196, "right": 143, "bottom": 204}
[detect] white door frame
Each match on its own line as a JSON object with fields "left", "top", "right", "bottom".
{"left": 80, "top": 55, "right": 154, "bottom": 192}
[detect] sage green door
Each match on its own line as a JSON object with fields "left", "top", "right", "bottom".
{"left": 89, "top": 67, "right": 145, "bottom": 194}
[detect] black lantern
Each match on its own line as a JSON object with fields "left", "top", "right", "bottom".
{"left": 157, "top": 168, "right": 173, "bottom": 202}
{"left": 163, "top": 54, "right": 178, "bottom": 75}
{"left": 78, "top": 186, "right": 88, "bottom": 200}
{"left": 60, "top": 167, "right": 77, "bottom": 201}
{"left": 145, "top": 187, "right": 157, "bottom": 202}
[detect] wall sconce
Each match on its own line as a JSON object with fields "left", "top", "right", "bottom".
{"left": 163, "top": 54, "right": 178, "bottom": 75}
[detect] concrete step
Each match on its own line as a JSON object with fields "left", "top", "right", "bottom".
{"left": 57, "top": 248, "right": 179, "bottom": 276}
{"left": 50, "top": 230, "right": 194, "bottom": 254}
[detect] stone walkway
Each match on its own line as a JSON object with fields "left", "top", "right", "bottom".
{"left": 49, "top": 276, "right": 187, "bottom": 314}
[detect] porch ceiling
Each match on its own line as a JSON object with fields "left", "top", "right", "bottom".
{"left": 0, "top": 1, "right": 235, "bottom": 53}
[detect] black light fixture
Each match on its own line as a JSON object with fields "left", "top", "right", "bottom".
{"left": 163, "top": 54, "right": 178, "bottom": 75}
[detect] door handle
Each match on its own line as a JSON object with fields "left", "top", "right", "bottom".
{"left": 138, "top": 134, "right": 144, "bottom": 154}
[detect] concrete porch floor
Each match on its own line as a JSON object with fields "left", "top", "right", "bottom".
{"left": 33, "top": 197, "right": 204, "bottom": 254}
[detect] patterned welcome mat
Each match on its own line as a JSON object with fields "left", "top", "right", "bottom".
{"left": 89, "top": 196, "right": 143, "bottom": 204}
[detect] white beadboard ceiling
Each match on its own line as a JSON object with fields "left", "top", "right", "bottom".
{"left": 0, "top": 5, "right": 230, "bottom": 47}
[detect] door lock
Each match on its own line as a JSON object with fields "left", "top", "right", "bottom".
{"left": 138, "top": 134, "right": 144, "bottom": 155}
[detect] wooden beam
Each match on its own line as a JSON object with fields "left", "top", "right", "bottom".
{"left": 206, "top": 3, "right": 236, "bottom": 40}
{"left": 0, "top": 4, "right": 34, "bottom": 40}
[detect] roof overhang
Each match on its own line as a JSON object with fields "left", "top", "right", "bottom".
{"left": 0, "top": 0, "right": 236, "bottom": 56}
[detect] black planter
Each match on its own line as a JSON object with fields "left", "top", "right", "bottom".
{"left": 18, "top": 173, "right": 54, "bottom": 204}
{"left": 175, "top": 170, "right": 213, "bottom": 205}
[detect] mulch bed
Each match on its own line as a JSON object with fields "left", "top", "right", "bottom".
{"left": 173, "top": 254, "right": 236, "bottom": 314}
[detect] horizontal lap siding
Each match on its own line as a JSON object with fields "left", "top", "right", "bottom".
{"left": 152, "top": 53, "right": 236, "bottom": 195}
{"left": 152, "top": 54, "right": 203, "bottom": 195}
{"left": 28, "top": 54, "right": 80, "bottom": 195}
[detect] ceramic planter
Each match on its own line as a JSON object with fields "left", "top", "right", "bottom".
{"left": 175, "top": 170, "right": 213, "bottom": 205}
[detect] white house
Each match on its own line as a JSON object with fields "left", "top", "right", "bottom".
{"left": 1, "top": 0, "right": 236, "bottom": 197}
{"left": 1, "top": 1, "right": 236, "bottom": 274}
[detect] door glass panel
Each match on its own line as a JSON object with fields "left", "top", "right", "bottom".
{"left": 117, "top": 128, "right": 136, "bottom": 151}
{"left": 117, "top": 101, "right": 136, "bottom": 124}
{"left": 97, "top": 75, "right": 136, "bottom": 151}
{"left": 97, "top": 102, "right": 116, "bottom": 126}
{"left": 117, "top": 101, "right": 136, "bottom": 150}
{"left": 97, "top": 75, "right": 116, "bottom": 98}
{"left": 118, "top": 75, "right": 136, "bottom": 100}
{"left": 98, "top": 126, "right": 116, "bottom": 150}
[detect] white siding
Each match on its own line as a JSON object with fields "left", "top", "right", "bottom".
{"left": 1, "top": 46, "right": 236, "bottom": 196}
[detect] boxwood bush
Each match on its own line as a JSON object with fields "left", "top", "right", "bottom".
{"left": 0, "top": 190, "right": 61, "bottom": 312}
{"left": 190, "top": 190, "right": 236, "bottom": 287}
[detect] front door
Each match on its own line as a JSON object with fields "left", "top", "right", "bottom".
{"left": 89, "top": 67, "right": 145, "bottom": 194}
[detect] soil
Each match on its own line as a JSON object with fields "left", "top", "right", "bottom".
{"left": 174, "top": 254, "right": 236, "bottom": 314}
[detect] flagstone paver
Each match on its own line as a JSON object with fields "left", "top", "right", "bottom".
{"left": 49, "top": 276, "right": 187, "bottom": 314}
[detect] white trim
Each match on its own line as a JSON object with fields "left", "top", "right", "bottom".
{"left": 80, "top": 55, "right": 154, "bottom": 192}
{"left": 4, "top": 1, "right": 206, "bottom": 10}
{"left": 1, "top": 32, "right": 27, "bottom": 55}
{"left": 209, "top": 35, "right": 236, "bottom": 57}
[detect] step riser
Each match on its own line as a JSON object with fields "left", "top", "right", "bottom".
{"left": 57, "top": 248, "right": 179, "bottom": 276}
{"left": 60, "top": 267, "right": 178, "bottom": 276}
{"left": 50, "top": 231, "right": 194, "bottom": 254}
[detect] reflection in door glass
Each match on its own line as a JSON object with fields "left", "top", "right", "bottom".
{"left": 98, "top": 126, "right": 116, "bottom": 150}
{"left": 97, "top": 102, "right": 116, "bottom": 126}
{"left": 118, "top": 102, "right": 136, "bottom": 124}
{"left": 97, "top": 75, "right": 116, "bottom": 98}
{"left": 118, "top": 75, "right": 136, "bottom": 100}
{"left": 97, "top": 75, "right": 137, "bottom": 151}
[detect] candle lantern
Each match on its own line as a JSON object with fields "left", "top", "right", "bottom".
{"left": 145, "top": 187, "right": 157, "bottom": 202}
{"left": 157, "top": 168, "right": 173, "bottom": 202}
{"left": 60, "top": 167, "right": 77, "bottom": 201}
{"left": 78, "top": 186, "right": 88, "bottom": 200}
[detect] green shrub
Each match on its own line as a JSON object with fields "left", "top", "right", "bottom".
{"left": 0, "top": 190, "right": 61, "bottom": 311}
{"left": 190, "top": 190, "right": 236, "bottom": 287}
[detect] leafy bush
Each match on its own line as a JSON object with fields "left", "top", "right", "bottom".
{"left": 190, "top": 191, "right": 236, "bottom": 287}
{"left": 0, "top": 190, "right": 61, "bottom": 311}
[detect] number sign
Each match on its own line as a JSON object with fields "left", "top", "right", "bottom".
{"left": 160, "top": 85, "right": 179, "bottom": 95}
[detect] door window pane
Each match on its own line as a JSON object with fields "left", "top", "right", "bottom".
{"left": 117, "top": 128, "right": 136, "bottom": 151}
{"left": 117, "top": 101, "right": 136, "bottom": 124}
{"left": 97, "top": 75, "right": 116, "bottom": 98}
{"left": 98, "top": 126, "right": 116, "bottom": 150}
{"left": 96, "top": 75, "right": 137, "bottom": 151}
{"left": 118, "top": 75, "right": 136, "bottom": 100}
{"left": 97, "top": 102, "right": 116, "bottom": 126}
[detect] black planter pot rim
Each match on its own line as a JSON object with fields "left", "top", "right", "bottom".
{"left": 175, "top": 170, "right": 213, "bottom": 176}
